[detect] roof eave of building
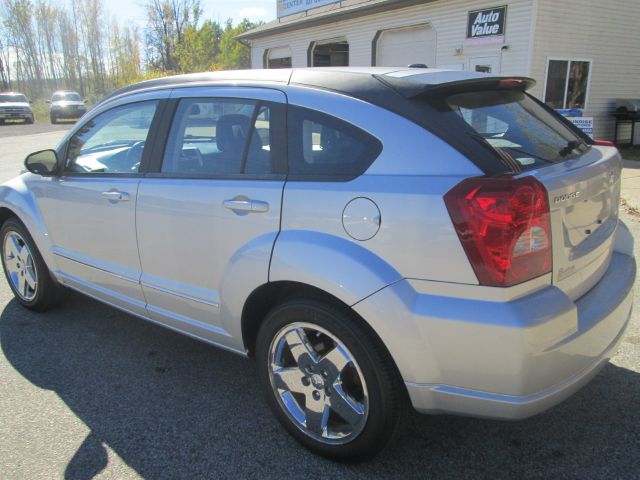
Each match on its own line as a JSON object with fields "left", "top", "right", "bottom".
{"left": 236, "top": 0, "right": 433, "bottom": 41}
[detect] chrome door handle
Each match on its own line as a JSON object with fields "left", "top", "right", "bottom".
{"left": 223, "top": 199, "right": 269, "bottom": 213}
{"left": 101, "top": 191, "right": 130, "bottom": 202}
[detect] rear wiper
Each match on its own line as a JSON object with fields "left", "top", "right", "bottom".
{"left": 468, "top": 131, "right": 552, "bottom": 165}
{"left": 500, "top": 146, "right": 553, "bottom": 164}
{"left": 559, "top": 139, "right": 587, "bottom": 157}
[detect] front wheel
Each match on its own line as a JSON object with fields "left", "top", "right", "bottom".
{"left": 256, "top": 298, "right": 406, "bottom": 461}
{"left": 25, "top": 116, "right": 34, "bottom": 124}
{"left": 50, "top": 115, "right": 57, "bottom": 124}
{"left": 0, "top": 218, "right": 62, "bottom": 311}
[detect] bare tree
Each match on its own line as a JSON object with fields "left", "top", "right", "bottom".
{"left": 75, "top": 0, "right": 107, "bottom": 94}
{"left": 2, "top": 0, "right": 45, "bottom": 94}
{"left": 35, "top": 0, "right": 60, "bottom": 90}
{"left": 0, "top": 34, "right": 10, "bottom": 89}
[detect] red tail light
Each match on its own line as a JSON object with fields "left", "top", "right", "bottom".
{"left": 593, "top": 140, "right": 615, "bottom": 147}
{"left": 444, "top": 176, "right": 552, "bottom": 287}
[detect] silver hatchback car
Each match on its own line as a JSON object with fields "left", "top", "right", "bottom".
{"left": 0, "top": 68, "right": 635, "bottom": 460}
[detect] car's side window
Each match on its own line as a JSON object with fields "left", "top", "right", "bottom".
{"left": 65, "top": 101, "right": 158, "bottom": 174}
{"left": 161, "top": 98, "right": 274, "bottom": 176}
{"left": 288, "top": 106, "right": 382, "bottom": 179}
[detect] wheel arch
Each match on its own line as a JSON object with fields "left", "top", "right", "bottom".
{"left": 0, "top": 206, "right": 18, "bottom": 227}
{"left": 241, "top": 281, "right": 406, "bottom": 387}
{"left": 242, "top": 281, "right": 331, "bottom": 357}
{"left": 241, "top": 280, "right": 411, "bottom": 415}
{"left": 0, "top": 183, "right": 58, "bottom": 274}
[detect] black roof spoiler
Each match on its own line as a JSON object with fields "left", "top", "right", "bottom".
{"left": 374, "top": 75, "right": 536, "bottom": 99}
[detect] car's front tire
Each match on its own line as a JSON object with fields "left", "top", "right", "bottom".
{"left": 256, "top": 298, "right": 406, "bottom": 461}
{"left": 50, "top": 114, "right": 57, "bottom": 124}
{"left": 0, "top": 218, "right": 62, "bottom": 311}
{"left": 25, "top": 116, "right": 34, "bottom": 124}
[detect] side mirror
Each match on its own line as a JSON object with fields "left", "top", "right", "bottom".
{"left": 46, "top": 100, "right": 51, "bottom": 104}
{"left": 83, "top": 99, "right": 87, "bottom": 104}
{"left": 25, "top": 149, "right": 58, "bottom": 176}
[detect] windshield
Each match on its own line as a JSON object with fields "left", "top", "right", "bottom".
{"left": 444, "top": 89, "right": 589, "bottom": 170}
{"left": 0, "top": 94, "right": 28, "bottom": 103}
{"left": 52, "top": 92, "right": 81, "bottom": 102}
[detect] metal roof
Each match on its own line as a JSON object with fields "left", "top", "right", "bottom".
{"left": 237, "top": 0, "right": 434, "bottom": 41}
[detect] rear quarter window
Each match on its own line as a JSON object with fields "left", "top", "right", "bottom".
{"left": 288, "top": 106, "right": 382, "bottom": 180}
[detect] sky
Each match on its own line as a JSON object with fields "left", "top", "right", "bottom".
{"left": 106, "top": 0, "right": 278, "bottom": 27}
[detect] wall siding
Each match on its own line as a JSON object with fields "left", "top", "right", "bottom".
{"left": 250, "top": 0, "right": 534, "bottom": 77}
{"left": 529, "top": 0, "right": 640, "bottom": 140}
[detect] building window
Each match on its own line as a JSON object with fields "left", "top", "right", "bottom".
{"left": 544, "top": 59, "right": 591, "bottom": 109}
{"left": 312, "top": 38, "right": 349, "bottom": 67}
{"left": 265, "top": 46, "right": 292, "bottom": 69}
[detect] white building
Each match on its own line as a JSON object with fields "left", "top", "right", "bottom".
{"left": 238, "top": 0, "right": 640, "bottom": 141}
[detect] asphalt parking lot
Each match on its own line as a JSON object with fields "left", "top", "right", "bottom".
{"left": 0, "top": 121, "right": 73, "bottom": 139}
{"left": 0, "top": 124, "right": 638, "bottom": 479}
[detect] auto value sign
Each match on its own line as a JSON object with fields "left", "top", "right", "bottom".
{"left": 466, "top": 6, "right": 507, "bottom": 45}
{"left": 277, "top": 0, "right": 340, "bottom": 18}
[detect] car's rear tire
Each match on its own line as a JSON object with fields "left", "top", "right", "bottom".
{"left": 256, "top": 298, "right": 406, "bottom": 461}
{"left": 0, "top": 218, "right": 63, "bottom": 311}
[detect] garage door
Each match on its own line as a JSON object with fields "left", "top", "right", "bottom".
{"left": 266, "top": 46, "right": 292, "bottom": 68}
{"left": 376, "top": 25, "right": 436, "bottom": 68}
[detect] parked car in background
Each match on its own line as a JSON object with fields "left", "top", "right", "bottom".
{"left": 0, "top": 68, "right": 635, "bottom": 460}
{"left": 48, "top": 90, "right": 86, "bottom": 124}
{"left": 0, "top": 92, "right": 34, "bottom": 124}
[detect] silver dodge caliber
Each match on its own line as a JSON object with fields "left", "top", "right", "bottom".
{"left": 0, "top": 68, "right": 635, "bottom": 460}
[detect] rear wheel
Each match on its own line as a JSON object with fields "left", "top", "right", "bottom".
{"left": 256, "top": 298, "right": 406, "bottom": 461}
{"left": 0, "top": 218, "right": 62, "bottom": 311}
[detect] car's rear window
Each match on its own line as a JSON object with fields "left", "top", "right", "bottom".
{"left": 443, "top": 89, "right": 589, "bottom": 170}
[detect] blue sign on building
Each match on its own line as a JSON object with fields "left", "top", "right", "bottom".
{"left": 277, "top": 0, "right": 340, "bottom": 18}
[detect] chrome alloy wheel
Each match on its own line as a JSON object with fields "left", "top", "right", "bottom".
{"left": 3, "top": 231, "right": 37, "bottom": 301}
{"left": 268, "top": 322, "right": 369, "bottom": 444}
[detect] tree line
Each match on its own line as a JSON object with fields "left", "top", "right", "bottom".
{"left": 0, "top": 0, "right": 258, "bottom": 100}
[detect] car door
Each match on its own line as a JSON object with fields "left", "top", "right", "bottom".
{"left": 35, "top": 95, "right": 166, "bottom": 317}
{"left": 135, "top": 87, "right": 287, "bottom": 349}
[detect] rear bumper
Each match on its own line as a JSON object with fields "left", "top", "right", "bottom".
{"left": 354, "top": 250, "right": 635, "bottom": 420}
{"left": 0, "top": 113, "right": 32, "bottom": 120}
{"left": 51, "top": 108, "right": 85, "bottom": 118}
{"left": 405, "top": 302, "right": 630, "bottom": 419}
